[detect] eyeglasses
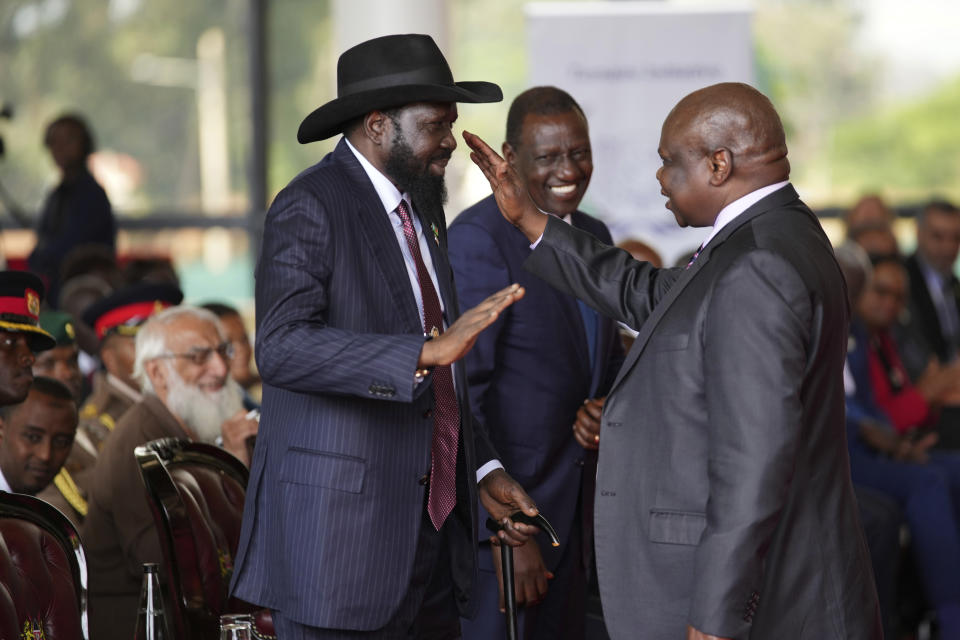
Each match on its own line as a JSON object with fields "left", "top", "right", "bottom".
{"left": 157, "top": 341, "right": 234, "bottom": 366}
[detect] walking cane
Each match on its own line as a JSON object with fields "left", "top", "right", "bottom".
{"left": 486, "top": 512, "right": 561, "bottom": 640}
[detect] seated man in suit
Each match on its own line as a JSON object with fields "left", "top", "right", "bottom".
{"left": 83, "top": 305, "right": 259, "bottom": 640}
{"left": 844, "top": 194, "right": 896, "bottom": 240}
{"left": 450, "top": 86, "right": 623, "bottom": 640}
{"left": 0, "top": 377, "right": 78, "bottom": 499}
{"left": 848, "top": 224, "right": 900, "bottom": 260}
{"left": 900, "top": 199, "right": 960, "bottom": 378}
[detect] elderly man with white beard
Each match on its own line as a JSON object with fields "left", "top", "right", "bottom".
{"left": 82, "top": 305, "right": 259, "bottom": 640}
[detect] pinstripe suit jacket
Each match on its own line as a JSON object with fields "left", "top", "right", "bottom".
{"left": 230, "top": 139, "right": 497, "bottom": 630}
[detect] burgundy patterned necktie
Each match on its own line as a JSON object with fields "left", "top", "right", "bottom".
{"left": 395, "top": 199, "right": 460, "bottom": 530}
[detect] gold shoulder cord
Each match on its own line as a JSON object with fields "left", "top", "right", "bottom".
{"left": 53, "top": 468, "right": 88, "bottom": 517}
{"left": 98, "top": 413, "right": 116, "bottom": 431}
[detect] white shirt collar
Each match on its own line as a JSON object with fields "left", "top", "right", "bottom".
{"left": 0, "top": 467, "right": 12, "bottom": 493}
{"left": 344, "top": 137, "right": 409, "bottom": 214}
{"left": 702, "top": 180, "right": 791, "bottom": 248}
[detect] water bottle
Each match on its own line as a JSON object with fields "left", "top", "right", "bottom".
{"left": 133, "top": 563, "right": 170, "bottom": 640}
{"left": 219, "top": 613, "right": 253, "bottom": 640}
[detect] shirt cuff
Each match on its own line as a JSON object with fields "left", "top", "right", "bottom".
{"left": 476, "top": 459, "right": 504, "bottom": 483}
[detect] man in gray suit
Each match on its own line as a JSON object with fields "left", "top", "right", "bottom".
{"left": 230, "top": 34, "right": 539, "bottom": 639}
{"left": 464, "top": 83, "right": 881, "bottom": 639}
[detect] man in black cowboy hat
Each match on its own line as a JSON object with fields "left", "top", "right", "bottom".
{"left": 231, "top": 34, "right": 539, "bottom": 639}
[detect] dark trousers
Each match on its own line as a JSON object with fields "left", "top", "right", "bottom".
{"left": 850, "top": 445, "right": 960, "bottom": 637}
{"left": 854, "top": 485, "right": 902, "bottom": 640}
{"left": 273, "top": 508, "right": 461, "bottom": 640}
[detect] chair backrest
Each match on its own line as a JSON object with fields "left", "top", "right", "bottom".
{"left": 135, "top": 437, "right": 255, "bottom": 640}
{"left": 0, "top": 492, "right": 88, "bottom": 640}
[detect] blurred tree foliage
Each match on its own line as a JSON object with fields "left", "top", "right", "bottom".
{"left": 827, "top": 75, "right": 960, "bottom": 205}
{"left": 755, "top": 0, "right": 960, "bottom": 208}
{"left": 1, "top": 0, "right": 957, "bottom": 220}
{"left": 754, "top": 1, "right": 880, "bottom": 207}
{"left": 0, "top": 0, "right": 332, "bottom": 217}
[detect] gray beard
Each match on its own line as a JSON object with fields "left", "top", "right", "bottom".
{"left": 164, "top": 367, "right": 244, "bottom": 443}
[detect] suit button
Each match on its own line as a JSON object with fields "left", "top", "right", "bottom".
{"left": 574, "top": 459, "right": 585, "bottom": 467}
{"left": 423, "top": 409, "right": 432, "bottom": 418}
{"left": 418, "top": 474, "right": 429, "bottom": 486}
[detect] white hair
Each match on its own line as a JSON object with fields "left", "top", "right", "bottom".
{"left": 163, "top": 361, "right": 244, "bottom": 442}
{"left": 133, "top": 305, "right": 224, "bottom": 393}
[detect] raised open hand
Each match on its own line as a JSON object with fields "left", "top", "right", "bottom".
{"left": 418, "top": 283, "right": 525, "bottom": 368}
{"left": 462, "top": 131, "right": 548, "bottom": 242}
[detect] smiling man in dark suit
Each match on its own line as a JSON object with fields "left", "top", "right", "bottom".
{"left": 230, "top": 34, "right": 539, "bottom": 640}
{"left": 449, "top": 86, "right": 623, "bottom": 640}
{"left": 464, "top": 82, "right": 881, "bottom": 639}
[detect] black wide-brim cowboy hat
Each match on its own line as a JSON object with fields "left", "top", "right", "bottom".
{"left": 298, "top": 33, "right": 502, "bottom": 143}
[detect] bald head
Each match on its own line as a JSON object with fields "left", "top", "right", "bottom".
{"left": 657, "top": 83, "right": 790, "bottom": 227}
{"left": 671, "top": 83, "right": 788, "bottom": 180}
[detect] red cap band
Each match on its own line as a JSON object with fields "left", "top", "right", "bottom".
{"left": 0, "top": 289, "right": 39, "bottom": 320}
{"left": 94, "top": 300, "right": 171, "bottom": 339}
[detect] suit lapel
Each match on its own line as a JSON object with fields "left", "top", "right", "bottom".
{"left": 564, "top": 213, "right": 594, "bottom": 369}
{"left": 608, "top": 185, "right": 800, "bottom": 395}
{"left": 334, "top": 141, "right": 422, "bottom": 333}
{"left": 590, "top": 307, "right": 613, "bottom": 396}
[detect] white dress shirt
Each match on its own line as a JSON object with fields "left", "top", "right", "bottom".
{"left": 345, "top": 138, "right": 444, "bottom": 327}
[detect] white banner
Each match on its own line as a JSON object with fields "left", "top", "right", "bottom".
{"left": 526, "top": 2, "right": 754, "bottom": 264}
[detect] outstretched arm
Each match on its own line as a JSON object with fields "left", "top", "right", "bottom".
{"left": 419, "top": 283, "right": 524, "bottom": 368}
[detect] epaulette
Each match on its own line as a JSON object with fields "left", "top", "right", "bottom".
{"left": 98, "top": 413, "right": 116, "bottom": 431}
{"left": 53, "top": 468, "right": 88, "bottom": 517}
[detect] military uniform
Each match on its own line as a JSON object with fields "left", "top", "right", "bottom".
{"left": 38, "top": 372, "right": 141, "bottom": 527}
{"left": 70, "top": 371, "right": 141, "bottom": 470}
{"left": 38, "top": 283, "right": 182, "bottom": 527}
{"left": 36, "top": 466, "right": 91, "bottom": 529}
{"left": 82, "top": 394, "right": 191, "bottom": 640}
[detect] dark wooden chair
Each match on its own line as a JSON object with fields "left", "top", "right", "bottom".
{"left": 135, "top": 437, "right": 274, "bottom": 639}
{"left": 0, "top": 491, "right": 88, "bottom": 640}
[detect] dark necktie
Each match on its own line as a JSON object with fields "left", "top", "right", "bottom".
{"left": 395, "top": 200, "right": 459, "bottom": 530}
{"left": 577, "top": 300, "right": 597, "bottom": 369}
